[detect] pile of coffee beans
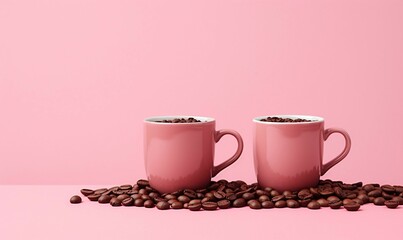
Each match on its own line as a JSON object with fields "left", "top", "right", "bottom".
{"left": 156, "top": 117, "right": 202, "bottom": 123}
{"left": 260, "top": 117, "right": 313, "bottom": 123}
{"left": 70, "top": 179, "right": 403, "bottom": 211}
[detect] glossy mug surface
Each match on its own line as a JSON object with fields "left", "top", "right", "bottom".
{"left": 144, "top": 116, "right": 243, "bottom": 193}
{"left": 253, "top": 115, "right": 351, "bottom": 191}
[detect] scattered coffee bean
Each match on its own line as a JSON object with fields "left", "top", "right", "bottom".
{"left": 374, "top": 197, "right": 386, "bottom": 206}
{"left": 307, "top": 201, "right": 321, "bottom": 210}
{"left": 98, "top": 195, "right": 112, "bottom": 204}
{"left": 144, "top": 200, "right": 155, "bottom": 208}
{"left": 202, "top": 202, "right": 218, "bottom": 211}
{"left": 110, "top": 198, "right": 122, "bottom": 207}
{"left": 188, "top": 202, "right": 202, "bottom": 211}
{"left": 286, "top": 199, "right": 300, "bottom": 208}
{"left": 171, "top": 201, "right": 184, "bottom": 209}
{"left": 275, "top": 200, "right": 287, "bottom": 208}
{"left": 217, "top": 200, "right": 231, "bottom": 209}
{"left": 344, "top": 202, "right": 360, "bottom": 211}
{"left": 156, "top": 201, "right": 170, "bottom": 210}
{"left": 385, "top": 200, "right": 399, "bottom": 209}
{"left": 233, "top": 198, "right": 247, "bottom": 208}
{"left": 70, "top": 195, "right": 82, "bottom": 204}
{"left": 80, "top": 189, "right": 94, "bottom": 196}
{"left": 262, "top": 201, "right": 275, "bottom": 209}
{"left": 248, "top": 200, "right": 262, "bottom": 209}
{"left": 73, "top": 179, "right": 403, "bottom": 212}
{"left": 122, "top": 197, "right": 134, "bottom": 206}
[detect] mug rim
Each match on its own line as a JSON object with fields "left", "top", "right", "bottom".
{"left": 144, "top": 116, "right": 215, "bottom": 124}
{"left": 253, "top": 115, "right": 324, "bottom": 124}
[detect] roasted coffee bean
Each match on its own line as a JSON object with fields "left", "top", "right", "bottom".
{"left": 177, "top": 195, "right": 191, "bottom": 203}
{"left": 117, "top": 194, "right": 130, "bottom": 201}
{"left": 272, "top": 195, "right": 285, "bottom": 202}
{"left": 205, "top": 192, "right": 215, "bottom": 200}
{"left": 344, "top": 202, "right": 360, "bottom": 211}
{"left": 264, "top": 187, "right": 273, "bottom": 192}
{"left": 270, "top": 190, "right": 281, "bottom": 197}
{"left": 343, "top": 199, "right": 355, "bottom": 205}
{"left": 382, "top": 191, "right": 393, "bottom": 200}
{"left": 309, "top": 187, "right": 320, "bottom": 198}
{"left": 168, "top": 199, "right": 178, "bottom": 205}
{"left": 208, "top": 182, "right": 221, "bottom": 190}
{"left": 148, "top": 192, "right": 159, "bottom": 199}
{"left": 363, "top": 184, "right": 375, "bottom": 192}
{"left": 298, "top": 189, "right": 313, "bottom": 200}
{"left": 327, "top": 196, "right": 340, "bottom": 203}
{"left": 110, "top": 198, "right": 122, "bottom": 207}
{"left": 368, "top": 189, "right": 382, "bottom": 198}
{"left": 171, "top": 201, "right": 184, "bottom": 209}
{"left": 394, "top": 186, "right": 403, "bottom": 194}
{"left": 262, "top": 201, "right": 275, "bottom": 209}
{"left": 201, "top": 197, "right": 212, "bottom": 203}
{"left": 319, "top": 188, "right": 334, "bottom": 197}
{"left": 275, "top": 200, "right": 287, "bottom": 208}
{"left": 138, "top": 189, "right": 148, "bottom": 195}
{"left": 183, "top": 189, "right": 197, "bottom": 199}
{"left": 188, "top": 202, "right": 202, "bottom": 211}
{"left": 307, "top": 201, "right": 321, "bottom": 210}
{"left": 134, "top": 199, "right": 144, "bottom": 207}
{"left": 391, "top": 196, "right": 403, "bottom": 205}
{"left": 70, "top": 195, "right": 82, "bottom": 204}
{"left": 137, "top": 179, "right": 149, "bottom": 187}
{"left": 156, "top": 201, "right": 170, "bottom": 210}
{"left": 352, "top": 182, "right": 363, "bottom": 188}
{"left": 218, "top": 200, "right": 231, "bottom": 209}
{"left": 214, "top": 190, "right": 226, "bottom": 200}
{"left": 119, "top": 184, "right": 133, "bottom": 190}
{"left": 141, "top": 195, "right": 151, "bottom": 201}
{"left": 189, "top": 199, "right": 202, "bottom": 205}
{"left": 87, "top": 194, "right": 101, "bottom": 201}
{"left": 341, "top": 184, "right": 356, "bottom": 190}
{"left": 248, "top": 200, "right": 262, "bottom": 209}
{"left": 242, "top": 192, "right": 255, "bottom": 201}
{"left": 144, "top": 200, "right": 155, "bottom": 208}
{"left": 286, "top": 199, "right": 300, "bottom": 208}
{"left": 233, "top": 198, "right": 247, "bottom": 208}
{"left": 334, "top": 187, "right": 345, "bottom": 198}
{"left": 357, "top": 194, "right": 369, "bottom": 204}
{"left": 346, "top": 193, "right": 357, "bottom": 199}
{"left": 122, "top": 197, "right": 134, "bottom": 206}
{"left": 196, "top": 193, "right": 205, "bottom": 199}
{"left": 374, "top": 197, "right": 386, "bottom": 206}
{"left": 283, "top": 191, "right": 297, "bottom": 199}
{"left": 353, "top": 198, "right": 364, "bottom": 205}
{"left": 258, "top": 195, "right": 270, "bottom": 203}
{"left": 226, "top": 193, "right": 237, "bottom": 201}
{"left": 98, "top": 195, "right": 112, "bottom": 204}
{"left": 80, "top": 189, "right": 94, "bottom": 196}
{"left": 131, "top": 194, "right": 142, "bottom": 200}
{"left": 385, "top": 200, "right": 399, "bottom": 209}
{"left": 317, "top": 199, "right": 329, "bottom": 207}
{"left": 183, "top": 203, "right": 189, "bottom": 209}
{"left": 299, "top": 199, "right": 311, "bottom": 207}
{"left": 256, "top": 190, "right": 269, "bottom": 196}
{"left": 94, "top": 188, "right": 108, "bottom": 195}
{"left": 329, "top": 201, "right": 342, "bottom": 209}
{"left": 202, "top": 201, "right": 218, "bottom": 211}
{"left": 164, "top": 194, "right": 177, "bottom": 200}
{"left": 381, "top": 185, "right": 395, "bottom": 193}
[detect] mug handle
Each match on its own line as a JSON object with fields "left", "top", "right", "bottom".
{"left": 321, "top": 128, "right": 352, "bottom": 175}
{"left": 212, "top": 129, "right": 244, "bottom": 177}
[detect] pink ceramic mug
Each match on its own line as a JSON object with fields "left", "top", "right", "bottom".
{"left": 144, "top": 116, "right": 244, "bottom": 193}
{"left": 253, "top": 115, "right": 351, "bottom": 192}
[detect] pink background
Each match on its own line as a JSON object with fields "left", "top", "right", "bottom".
{"left": 1, "top": 0, "right": 403, "bottom": 185}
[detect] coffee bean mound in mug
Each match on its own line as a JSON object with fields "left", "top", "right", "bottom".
{"left": 71, "top": 179, "right": 403, "bottom": 211}
{"left": 260, "top": 117, "right": 313, "bottom": 123}
{"left": 156, "top": 117, "right": 202, "bottom": 123}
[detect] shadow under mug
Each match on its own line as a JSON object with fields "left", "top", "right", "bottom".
{"left": 253, "top": 115, "right": 351, "bottom": 192}
{"left": 144, "top": 116, "right": 243, "bottom": 193}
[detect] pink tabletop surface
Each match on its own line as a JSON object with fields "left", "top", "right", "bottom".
{"left": 2, "top": 185, "right": 402, "bottom": 240}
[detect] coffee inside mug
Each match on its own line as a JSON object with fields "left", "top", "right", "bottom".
{"left": 145, "top": 116, "right": 213, "bottom": 123}
{"left": 254, "top": 115, "right": 324, "bottom": 123}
